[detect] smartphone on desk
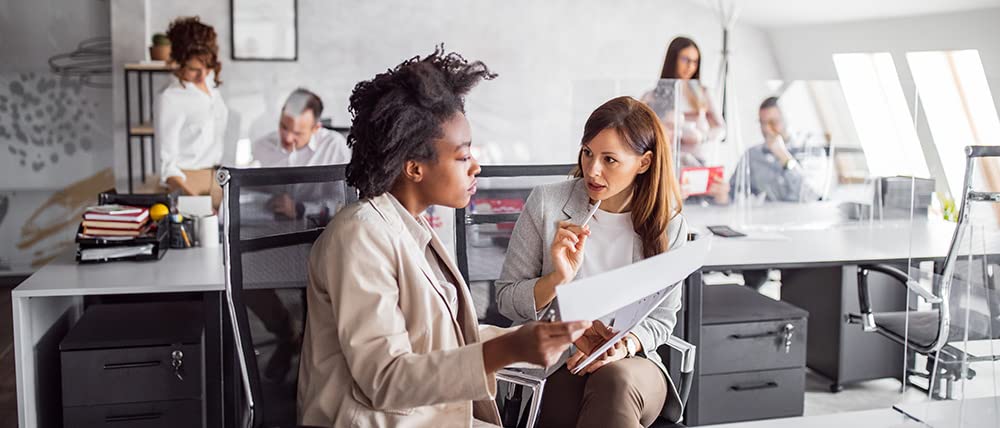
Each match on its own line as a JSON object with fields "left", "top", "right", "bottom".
{"left": 707, "top": 225, "right": 746, "bottom": 238}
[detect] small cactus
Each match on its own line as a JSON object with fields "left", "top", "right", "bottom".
{"left": 152, "top": 33, "right": 171, "bottom": 46}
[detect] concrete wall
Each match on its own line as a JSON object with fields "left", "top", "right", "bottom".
{"left": 0, "top": 0, "right": 113, "bottom": 273}
{"left": 110, "top": 0, "right": 783, "bottom": 172}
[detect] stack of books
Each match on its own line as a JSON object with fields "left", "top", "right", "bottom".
{"left": 75, "top": 204, "right": 167, "bottom": 263}
{"left": 80, "top": 205, "right": 151, "bottom": 238}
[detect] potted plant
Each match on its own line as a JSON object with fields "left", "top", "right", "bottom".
{"left": 149, "top": 33, "right": 171, "bottom": 61}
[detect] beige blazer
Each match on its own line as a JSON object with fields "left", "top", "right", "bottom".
{"left": 297, "top": 193, "right": 509, "bottom": 427}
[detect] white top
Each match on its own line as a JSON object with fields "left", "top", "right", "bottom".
{"left": 156, "top": 73, "right": 228, "bottom": 185}
{"left": 250, "top": 127, "right": 351, "bottom": 168}
{"left": 577, "top": 207, "right": 637, "bottom": 279}
{"left": 12, "top": 246, "right": 224, "bottom": 298}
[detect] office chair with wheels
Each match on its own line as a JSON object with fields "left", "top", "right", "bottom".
{"left": 849, "top": 145, "right": 1000, "bottom": 399}
{"left": 219, "top": 165, "right": 356, "bottom": 428}
{"left": 455, "top": 164, "right": 696, "bottom": 427}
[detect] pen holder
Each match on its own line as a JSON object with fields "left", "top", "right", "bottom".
{"left": 169, "top": 215, "right": 196, "bottom": 248}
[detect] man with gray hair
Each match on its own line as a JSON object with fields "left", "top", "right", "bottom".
{"left": 251, "top": 88, "right": 351, "bottom": 219}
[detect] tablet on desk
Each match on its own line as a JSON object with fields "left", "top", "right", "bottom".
{"left": 707, "top": 225, "right": 746, "bottom": 238}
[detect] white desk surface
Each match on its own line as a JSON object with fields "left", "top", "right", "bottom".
{"left": 12, "top": 246, "right": 224, "bottom": 298}
{"left": 682, "top": 202, "right": 1000, "bottom": 270}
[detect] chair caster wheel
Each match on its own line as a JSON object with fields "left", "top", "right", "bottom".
{"left": 830, "top": 384, "right": 844, "bottom": 393}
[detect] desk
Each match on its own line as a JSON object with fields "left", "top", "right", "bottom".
{"left": 678, "top": 202, "right": 997, "bottom": 425}
{"left": 894, "top": 396, "right": 1000, "bottom": 428}
{"left": 13, "top": 247, "right": 225, "bottom": 428}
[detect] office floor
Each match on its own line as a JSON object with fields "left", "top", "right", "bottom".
{"left": 756, "top": 277, "right": 1000, "bottom": 420}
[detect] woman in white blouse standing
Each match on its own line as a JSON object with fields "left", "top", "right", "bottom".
{"left": 156, "top": 16, "right": 228, "bottom": 198}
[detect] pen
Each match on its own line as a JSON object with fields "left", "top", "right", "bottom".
{"left": 180, "top": 225, "right": 192, "bottom": 247}
{"left": 580, "top": 199, "right": 602, "bottom": 228}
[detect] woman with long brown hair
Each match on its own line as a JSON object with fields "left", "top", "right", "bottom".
{"left": 155, "top": 16, "right": 228, "bottom": 197}
{"left": 496, "top": 96, "right": 688, "bottom": 426}
{"left": 645, "top": 36, "right": 729, "bottom": 203}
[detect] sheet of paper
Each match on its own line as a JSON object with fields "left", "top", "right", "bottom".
{"left": 569, "top": 287, "right": 672, "bottom": 374}
{"left": 556, "top": 236, "right": 712, "bottom": 322}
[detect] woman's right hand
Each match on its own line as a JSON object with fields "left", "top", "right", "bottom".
{"left": 511, "top": 321, "right": 592, "bottom": 367}
{"left": 549, "top": 221, "right": 590, "bottom": 284}
{"left": 483, "top": 320, "right": 592, "bottom": 372}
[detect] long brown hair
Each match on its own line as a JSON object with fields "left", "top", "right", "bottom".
{"left": 167, "top": 16, "right": 222, "bottom": 86}
{"left": 659, "top": 36, "right": 700, "bottom": 80}
{"left": 575, "top": 96, "right": 683, "bottom": 258}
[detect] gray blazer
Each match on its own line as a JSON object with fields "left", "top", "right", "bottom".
{"left": 495, "top": 178, "right": 687, "bottom": 422}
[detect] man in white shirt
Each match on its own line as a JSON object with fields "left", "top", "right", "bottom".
{"left": 251, "top": 88, "right": 352, "bottom": 220}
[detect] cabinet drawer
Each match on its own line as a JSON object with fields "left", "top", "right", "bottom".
{"left": 63, "top": 400, "right": 203, "bottom": 428}
{"left": 696, "top": 368, "right": 805, "bottom": 425}
{"left": 62, "top": 344, "right": 202, "bottom": 406}
{"left": 701, "top": 318, "right": 807, "bottom": 374}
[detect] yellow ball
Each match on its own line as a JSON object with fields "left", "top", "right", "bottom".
{"left": 150, "top": 203, "right": 169, "bottom": 222}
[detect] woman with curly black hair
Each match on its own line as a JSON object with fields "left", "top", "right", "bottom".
{"left": 297, "top": 46, "right": 591, "bottom": 427}
{"left": 155, "top": 16, "right": 227, "bottom": 198}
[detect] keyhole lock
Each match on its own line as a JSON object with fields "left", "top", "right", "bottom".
{"left": 781, "top": 323, "right": 795, "bottom": 354}
{"left": 171, "top": 350, "right": 185, "bottom": 381}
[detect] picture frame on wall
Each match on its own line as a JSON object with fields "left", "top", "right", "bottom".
{"left": 231, "top": 0, "right": 298, "bottom": 61}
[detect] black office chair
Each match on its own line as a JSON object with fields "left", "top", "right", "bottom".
{"left": 849, "top": 146, "right": 1000, "bottom": 399}
{"left": 454, "top": 164, "right": 695, "bottom": 427}
{"left": 218, "top": 164, "right": 356, "bottom": 428}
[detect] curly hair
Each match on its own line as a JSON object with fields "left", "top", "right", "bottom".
{"left": 346, "top": 45, "right": 496, "bottom": 199}
{"left": 166, "top": 16, "right": 222, "bottom": 86}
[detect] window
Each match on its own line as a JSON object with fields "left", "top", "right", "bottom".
{"left": 833, "top": 53, "right": 930, "bottom": 179}
{"left": 906, "top": 49, "right": 1000, "bottom": 200}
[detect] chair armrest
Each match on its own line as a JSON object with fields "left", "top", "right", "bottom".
{"left": 857, "top": 264, "right": 942, "bottom": 331}
{"left": 497, "top": 367, "right": 545, "bottom": 387}
{"left": 664, "top": 335, "right": 696, "bottom": 407}
{"left": 665, "top": 336, "right": 696, "bottom": 374}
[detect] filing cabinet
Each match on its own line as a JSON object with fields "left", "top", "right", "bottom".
{"left": 59, "top": 302, "right": 205, "bottom": 428}
{"left": 695, "top": 285, "right": 809, "bottom": 425}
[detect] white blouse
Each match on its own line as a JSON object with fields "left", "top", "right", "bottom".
{"left": 576, "top": 207, "right": 637, "bottom": 279}
{"left": 155, "top": 73, "right": 228, "bottom": 185}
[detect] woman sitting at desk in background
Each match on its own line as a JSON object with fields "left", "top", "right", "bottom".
{"left": 496, "top": 96, "right": 689, "bottom": 427}
{"left": 644, "top": 36, "right": 729, "bottom": 204}
{"left": 297, "top": 47, "right": 591, "bottom": 428}
{"left": 155, "top": 16, "right": 227, "bottom": 203}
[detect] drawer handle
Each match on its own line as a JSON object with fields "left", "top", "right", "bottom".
{"left": 106, "top": 412, "right": 162, "bottom": 422}
{"left": 730, "top": 381, "right": 779, "bottom": 392}
{"left": 729, "top": 323, "right": 796, "bottom": 353}
{"left": 729, "top": 331, "right": 782, "bottom": 340}
{"left": 103, "top": 360, "right": 161, "bottom": 370}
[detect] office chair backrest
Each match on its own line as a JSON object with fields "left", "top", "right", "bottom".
{"left": 219, "top": 165, "right": 356, "bottom": 428}
{"left": 454, "top": 164, "right": 576, "bottom": 325}
{"left": 929, "top": 146, "right": 1000, "bottom": 352}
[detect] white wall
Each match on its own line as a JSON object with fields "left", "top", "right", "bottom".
{"left": 766, "top": 7, "right": 1000, "bottom": 197}
{"left": 110, "top": 0, "right": 782, "bottom": 173}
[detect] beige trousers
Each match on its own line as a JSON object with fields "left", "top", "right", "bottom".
{"left": 538, "top": 357, "right": 668, "bottom": 428}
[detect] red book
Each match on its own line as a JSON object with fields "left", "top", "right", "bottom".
{"left": 680, "top": 166, "right": 725, "bottom": 196}
{"left": 83, "top": 206, "right": 149, "bottom": 223}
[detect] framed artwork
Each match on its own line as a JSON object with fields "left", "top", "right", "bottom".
{"left": 231, "top": 0, "right": 298, "bottom": 61}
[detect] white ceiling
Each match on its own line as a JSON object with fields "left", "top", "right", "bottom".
{"left": 686, "top": 0, "right": 1000, "bottom": 28}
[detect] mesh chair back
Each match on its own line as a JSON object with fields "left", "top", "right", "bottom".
{"left": 220, "top": 165, "right": 356, "bottom": 428}
{"left": 455, "top": 165, "right": 576, "bottom": 326}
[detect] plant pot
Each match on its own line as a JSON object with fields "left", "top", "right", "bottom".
{"left": 150, "top": 45, "right": 171, "bottom": 61}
